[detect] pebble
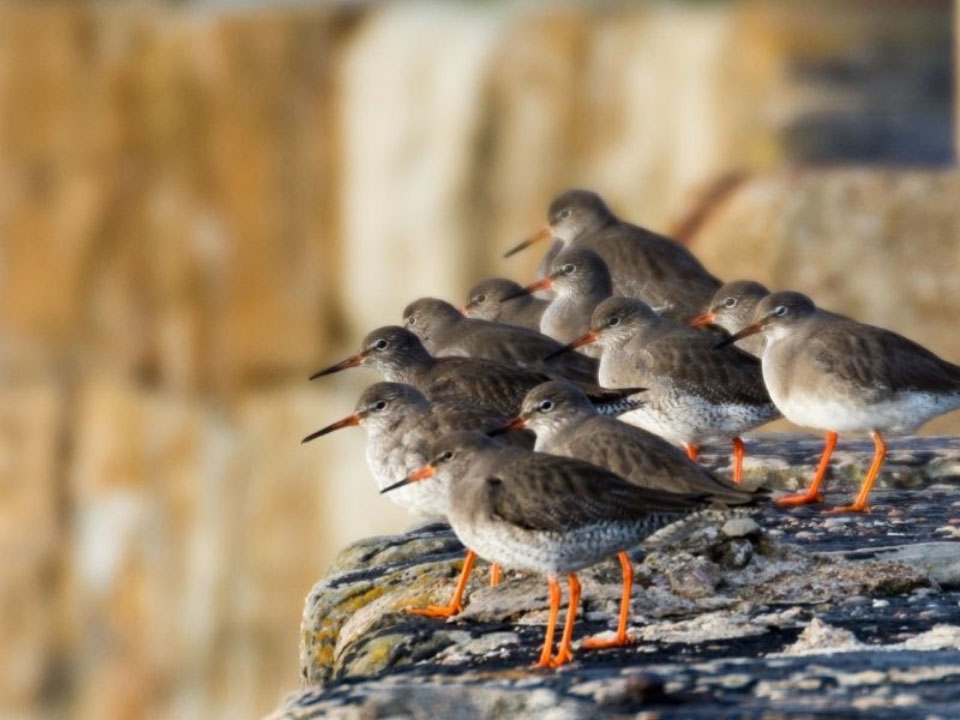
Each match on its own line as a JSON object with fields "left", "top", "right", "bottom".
{"left": 872, "top": 599, "right": 890, "bottom": 609}
{"left": 722, "top": 518, "right": 760, "bottom": 538}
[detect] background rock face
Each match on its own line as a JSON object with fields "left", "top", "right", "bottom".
{"left": 0, "top": 1, "right": 955, "bottom": 718}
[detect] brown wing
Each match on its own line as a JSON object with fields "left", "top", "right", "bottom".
{"left": 432, "top": 403, "right": 534, "bottom": 449}
{"left": 484, "top": 451, "right": 709, "bottom": 534}
{"left": 806, "top": 321, "right": 960, "bottom": 397}
{"left": 425, "top": 357, "right": 546, "bottom": 415}
{"left": 453, "top": 320, "right": 599, "bottom": 384}
{"left": 561, "top": 417, "right": 757, "bottom": 505}
{"left": 584, "top": 225, "right": 721, "bottom": 320}
{"left": 628, "top": 327, "right": 770, "bottom": 407}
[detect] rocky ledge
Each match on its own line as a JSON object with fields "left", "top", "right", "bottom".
{"left": 271, "top": 435, "right": 960, "bottom": 718}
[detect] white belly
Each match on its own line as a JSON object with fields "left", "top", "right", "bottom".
{"left": 774, "top": 389, "right": 960, "bottom": 434}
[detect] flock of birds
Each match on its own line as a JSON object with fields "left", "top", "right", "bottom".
{"left": 303, "top": 189, "right": 960, "bottom": 669}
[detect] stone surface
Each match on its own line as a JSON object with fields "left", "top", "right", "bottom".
{"left": 276, "top": 474, "right": 960, "bottom": 717}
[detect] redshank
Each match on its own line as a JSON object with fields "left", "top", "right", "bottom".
{"left": 402, "top": 297, "right": 598, "bottom": 384}
{"left": 301, "top": 381, "right": 521, "bottom": 600}
{"left": 495, "top": 380, "right": 761, "bottom": 648}
{"left": 463, "top": 278, "right": 548, "bottom": 331}
{"left": 383, "top": 431, "right": 715, "bottom": 668}
{"left": 690, "top": 280, "right": 771, "bottom": 358}
{"left": 503, "top": 248, "right": 613, "bottom": 356}
{"left": 548, "top": 297, "right": 780, "bottom": 485}
{"left": 504, "top": 189, "right": 721, "bottom": 321}
{"left": 718, "top": 291, "right": 960, "bottom": 513}
{"left": 310, "top": 326, "right": 643, "bottom": 419}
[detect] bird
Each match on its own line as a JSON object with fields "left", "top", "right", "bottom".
{"left": 382, "top": 431, "right": 716, "bottom": 668}
{"left": 718, "top": 291, "right": 960, "bottom": 513}
{"left": 503, "top": 248, "right": 613, "bottom": 356}
{"left": 504, "top": 189, "right": 721, "bottom": 321}
{"left": 690, "top": 280, "right": 771, "bottom": 358}
{"left": 401, "top": 297, "right": 598, "bottom": 384}
{"left": 547, "top": 297, "right": 780, "bottom": 486}
{"left": 310, "top": 326, "right": 643, "bottom": 419}
{"left": 462, "top": 277, "right": 548, "bottom": 331}
{"left": 493, "top": 380, "right": 762, "bottom": 648}
{"left": 301, "top": 381, "right": 524, "bottom": 610}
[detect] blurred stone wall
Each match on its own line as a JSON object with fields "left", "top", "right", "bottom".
{"left": 0, "top": 1, "right": 953, "bottom": 718}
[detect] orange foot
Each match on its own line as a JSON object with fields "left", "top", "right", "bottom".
{"left": 549, "top": 647, "right": 574, "bottom": 668}
{"left": 825, "top": 503, "right": 871, "bottom": 515}
{"left": 582, "top": 631, "right": 634, "bottom": 650}
{"left": 406, "top": 603, "right": 462, "bottom": 619}
{"left": 775, "top": 491, "right": 824, "bottom": 508}
{"left": 532, "top": 657, "right": 553, "bottom": 670}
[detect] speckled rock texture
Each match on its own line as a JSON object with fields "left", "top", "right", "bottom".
{"left": 272, "top": 435, "right": 960, "bottom": 718}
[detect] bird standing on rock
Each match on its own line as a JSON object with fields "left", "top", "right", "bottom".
{"left": 402, "top": 297, "right": 598, "bottom": 384}
{"left": 504, "top": 248, "right": 613, "bottom": 356}
{"left": 494, "top": 380, "right": 761, "bottom": 648}
{"left": 548, "top": 297, "right": 780, "bottom": 485}
{"left": 504, "top": 189, "right": 721, "bottom": 321}
{"left": 384, "top": 431, "right": 719, "bottom": 668}
{"left": 462, "top": 277, "right": 548, "bottom": 331}
{"left": 719, "top": 291, "right": 960, "bottom": 513}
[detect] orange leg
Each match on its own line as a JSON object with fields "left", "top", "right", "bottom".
{"left": 685, "top": 443, "right": 700, "bottom": 462}
{"left": 533, "top": 576, "right": 562, "bottom": 669}
{"left": 551, "top": 573, "right": 581, "bottom": 667}
{"left": 489, "top": 563, "right": 501, "bottom": 587}
{"left": 407, "top": 549, "right": 476, "bottom": 618}
{"left": 731, "top": 436, "right": 745, "bottom": 486}
{"left": 827, "top": 431, "right": 886, "bottom": 514}
{"left": 583, "top": 551, "right": 634, "bottom": 650}
{"left": 775, "top": 431, "right": 838, "bottom": 508}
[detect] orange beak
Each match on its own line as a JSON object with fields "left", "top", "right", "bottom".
{"left": 301, "top": 413, "right": 363, "bottom": 443}
{"left": 309, "top": 351, "right": 368, "bottom": 380}
{"left": 502, "top": 277, "right": 553, "bottom": 302}
{"left": 380, "top": 464, "right": 436, "bottom": 494}
{"left": 503, "top": 224, "right": 552, "bottom": 259}
{"left": 689, "top": 311, "right": 716, "bottom": 328}
{"left": 488, "top": 416, "right": 527, "bottom": 436}
{"left": 714, "top": 320, "right": 764, "bottom": 349}
{"left": 543, "top": 331, "right": 599, "bottom": 361}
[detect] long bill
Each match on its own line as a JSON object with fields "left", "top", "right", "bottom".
{"left": 689, "top": 310, "right": 716, "bottom": 328}
{"left": 501, "top": 276, "right": 554, "bottom": 302}
{"left": 380, "top": 464, "right": 436, "bottom": 494}
{"left": 309, "top": 352, "right": 367, "bottom": 380}
{"left": 543, "top": 331, "right": 599, "bottom": 361}
{"left": 714, "top": 320, "right": 764, "bottom": 349}
{"left": 503, "top": 225, "right": 552, "bottom": 259}
{"left": 487, "top": 416, "right": 527, "bottom": 436}
{"left": 301, "top": 413, "right": 363, "bottom": 444}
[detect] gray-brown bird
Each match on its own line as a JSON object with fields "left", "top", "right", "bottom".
{"left": 505, "top": 189, "right": 721, "bottom": 322}
{"left": 504, "top": 248, "right": 613, "bottom": 356}
{"left": 462, "top": 277, "right": 548, "bottom": 331}
{"left": 402, "top": 297, "right": 598, "bottom": 384}
{"left": 549, "top": 297, "right": 780, "bottom": 485}
{"left": 310, "top": 326, "right": 642, "bottom": 419}
{"left": 719, "top": 291, "right": 960, "bottom": 513}
{"left": 495, "top": 380, "right": 760, "bottom": 648}
{"left": 384, "top": 431, "right": 716, "bottom": 668}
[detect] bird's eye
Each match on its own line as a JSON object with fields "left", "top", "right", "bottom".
{"left": 608, "top": 316, "right": 621, "bottom": 327}
{"left": 373, "top": 401, "right": 387, "bottom": 411}
{"left": 774, "top": 305, "right": 788, "bottom": 317}
{"left": 439, "top": 450, "right": 454, "bottom": 462}
{"left": 406, "top": 316, "right": 417, "bottom": 326}
{"left": 561, "top": 264, "right": 575, "bottom": 275}
{"left": 538, "top": 400, "right": 554, "bottom": 412}
{"left": 559, "top": 208, "right": 572, "bottom": 220}
{"left": 723, "top": 297, "right": 737, "bottom": 308}
{"left": 475, "top": 293, "right": 486, "bottom": 304}
{"left": 374, "top": 339, "right": 389, "bottom": 350}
